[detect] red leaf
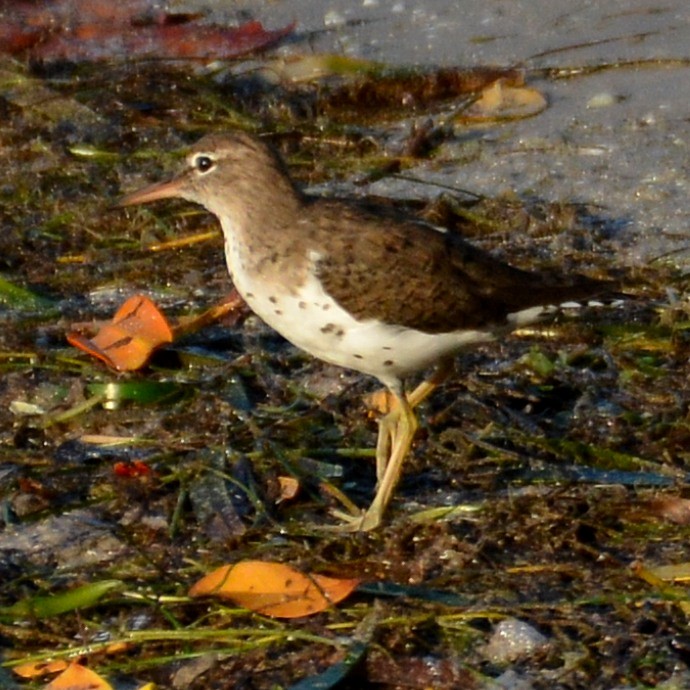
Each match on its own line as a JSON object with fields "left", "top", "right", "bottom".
{"left": 0, "top": 0, "right": 295, "bottom": 61}
{"left": 113, "top": 460, "right": 152, "bottom": 478}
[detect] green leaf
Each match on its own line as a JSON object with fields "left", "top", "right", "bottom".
{"left": 0, "top": 274, "right": 53, "bottom": 310}
{"left": 87, "top": 380, "right": 185, "bottom": 407}
{"left": 0, "top": 580, "right": 123, "bottom": 621}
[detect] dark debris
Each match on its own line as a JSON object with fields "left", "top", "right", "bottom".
{"left": 1, "top": 54, "right": 690, "bottom": 690}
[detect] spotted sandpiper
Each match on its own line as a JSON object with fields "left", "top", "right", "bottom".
{"left": 119, "top": 131, "right": 609, "bottom": 531}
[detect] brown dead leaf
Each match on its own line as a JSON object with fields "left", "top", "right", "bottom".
{"left": 462, "top": 78, "right": 547, "bottom": 121}
{"left": 322, "top": 66, "right": 525, "bottom": 117}
{"left": 276, "top": 476, "right": 301, "bottom": 503}
{"left": 645, "top": 496, "right": 690, "bottom": 525}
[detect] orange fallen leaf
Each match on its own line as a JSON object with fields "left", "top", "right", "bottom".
{"left": 13, "top": 659, "right": 68, "bottom": 680}
{"left": 189, "top": 560, "right": 361, "bottom": 618}
{"left": 102, "top": 641, "right": 133, "bottom": 655}
{"left": 67, "top": 294, "right": 173, "bottom": 371}
{"left": 45, "top": 661, "right": 112, "bottom": 690}
{"left": 68, "top": 291, "right": 248, "bottom": 371}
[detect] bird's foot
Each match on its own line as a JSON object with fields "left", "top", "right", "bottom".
{"left": 317, "top": 507, "right": 382, "bottom": 533}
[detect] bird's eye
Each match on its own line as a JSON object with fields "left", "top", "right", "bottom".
{"left": 193, "top": 154, "right": 215, "bottom": 173}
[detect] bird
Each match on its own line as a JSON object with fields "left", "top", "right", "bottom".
{"left": 118, "top": 131, "right": 610, "bottom": 532}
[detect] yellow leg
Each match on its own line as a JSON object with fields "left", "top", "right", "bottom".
{"left": 358, "top": 393, "right": 418, "bottom": 530}
{"left": 333, "top": 392, "right": 418, "bottom": 532}
{"left": 374, "top": 358, "right": 453, "bottom": 482}
{"left": 375, "top": 411, "right": 396, "bottom": 482}
{"left": 330, "top": 359, "right": 455, "bottom": 532}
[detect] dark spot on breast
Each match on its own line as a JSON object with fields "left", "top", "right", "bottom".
{"left": 382, "top": 346, "right": 392, "bottom": 351}
{"left": 383, "top": 360, "right": 394, "bottom": 366}
{"left": 354, "top": 354, "right": 363, "bottom": 360}
{"left": 298, "top": 301, "right": 307, "bottom": 309}
{"left": 319, "top": 324, "right": 345, "bottom": 338}
{"left": 274, "top": 310, "right": 283, "bottom": 316}
{"left": 269, "top": 296, "right": 278, "bottom": 304}
{"left": 245, "top": 292, "right": 255, "bottom": 299}
{"left": 322, "top": 304, "right": 331, "bottom": 311}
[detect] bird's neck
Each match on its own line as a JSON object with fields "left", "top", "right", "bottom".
{"left": 214, "top": 176, "right": 313, "bottom": 293}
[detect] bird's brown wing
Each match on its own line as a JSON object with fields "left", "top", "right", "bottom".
{"left": 311, "top": 199, "right": 609, "bottom": 334}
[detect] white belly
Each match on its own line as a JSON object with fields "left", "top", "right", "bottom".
{"left": 223, "top": 228, "right": 497, "bottom": 386}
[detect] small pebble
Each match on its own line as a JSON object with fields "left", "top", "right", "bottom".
{"left": 324, "top": 10, "right": 346, "bottom": 27}
{"left": 481, "top": 618, "right": 550, "bottom": 664}
{"left": 587, "top": 92, "right": 617, "bottom": 108}
{"left": 494, "top": 669, "right": 535, "bottom": 690}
